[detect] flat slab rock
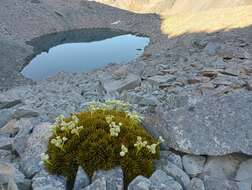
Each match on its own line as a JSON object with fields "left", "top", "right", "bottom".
{"left": 145, "top": 91, "right": 252, "bottom": 156}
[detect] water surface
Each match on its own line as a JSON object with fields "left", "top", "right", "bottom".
{"left": 22, "top": 33, "right": 149, "bottom": 80}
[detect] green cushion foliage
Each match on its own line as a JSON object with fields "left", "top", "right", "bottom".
{"left": 41, "top": 100, "right": 161, "bottom": 187}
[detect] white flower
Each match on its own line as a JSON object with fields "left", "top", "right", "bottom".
{"left": 62, "top": 137, "right": 68, "bottom": 141}
{"left": 126, "top": 111, "right": 143, "bottom": 122}
{"left": 147, "top": 143, "right": 158, "bottom": 154}
{"left": 50, "top": 136, "right": 67, "bottom": 150}
{"left": 158, "top": 136, "right": 165, "bottom": 143}
{"left": 120, "top": 151, "right": 126, "bottom": 157}
{"left": 105, "top": 115, "right": 114, "bottom": 124}
{"left": 40, "top": 153, "right": 49, "bottom": 161}
{"left": 71, "top": 126, "right": 83, "bottom": 136}
{"left": 120, "top": 144, "right": 128, "bottom": 157}
{"left": 106, "top": 115, "right": 121, "bottom": 137}
{"left": 72, "top": 114, "right": 79, "bottom": 124}
{"left": 134, "top": 136, "right": 147, "bottom": 151}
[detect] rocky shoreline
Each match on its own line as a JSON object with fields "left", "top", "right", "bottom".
{"left": 1, "top": 0, "right": 252, "bottom": 189}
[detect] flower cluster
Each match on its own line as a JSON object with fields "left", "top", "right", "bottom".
{"left": 134, "top": 136, "right": 165, "bottom": 154}
{"left": 40, "top": 153, "right": 51, "bottom": 165}
{"left": 51, "top": 136, "right": 68, "bottom": 151}
{"left": 120, "top": 144, "right": 128, "bottom": 157}
{"left": 87, "top": 99, "right": 130, "bottom": 112}
{"left": 134, "top": 136, "right": 148, "bottom": 152}
{"left": 71, "top": 126, "right": 83, "bottom": 136}
{"left": 126, "top": 111, "right": 143, "bottom": 122}
{"left": 106, "top": 115, "right": 122, "bottom": 137}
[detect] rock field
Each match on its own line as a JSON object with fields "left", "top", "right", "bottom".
{"left": 1, "top": 0, "right": 252, "bottom": 189}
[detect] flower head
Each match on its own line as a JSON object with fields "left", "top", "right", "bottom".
{"left": 120, "top": 144, "right": 128, "bottom": 157}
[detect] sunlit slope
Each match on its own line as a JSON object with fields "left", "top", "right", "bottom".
{"left": 96, "top": 0, "right": 252, "bottom": 36}
{"left": 167, "top": 0, "right": 252, "bottom": 14}
{"left": 95, "top": 0, "right": 175, "bottom": 13}
{"left": 96, "top": 0, "right": 252, "bottom": 14}
{"left": 162, "top": 5, "right": 252, "bottom": 36}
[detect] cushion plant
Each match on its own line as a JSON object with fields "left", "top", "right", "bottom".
{"left": 41, "top": 99, "right": 163, "bottom": 189}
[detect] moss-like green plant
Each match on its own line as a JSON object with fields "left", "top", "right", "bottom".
{"left": 41, "top": 100, "right": 162, "bottom": 188}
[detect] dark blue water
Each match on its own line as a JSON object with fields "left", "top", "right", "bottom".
{"left": 22, "top": 34, "right": 149, "bottom": 80}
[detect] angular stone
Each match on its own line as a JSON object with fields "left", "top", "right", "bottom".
{"left": 111, "top": 66, "right": 128, "bottom": 80}
{"left": 204, "top": 176, "right": 239, "bottom": 190}
{"left": 83, "top": 177, "right": 107, "bottom": 190}
{"left": 128, "top": 176, "right": 151, "bottom": 190}
{"left": 204, "top": 42, "right": 221, "bottom": 56}
{"left": 0, "top": 109, "right": 12, "bottom": 128}
{"left": 218, "top": 46, "right": 250, "bottom": 59}
{"left": 0, "top": 100, "right": 22, "bottom": 110}
{"left": 222, "top": 65, "right": 240, "bottom": 76}
{"left": 203, "top": 155, "right": 245, "bottom": 179}
{"left": 182, "top": 155, "right": 206, "bottom": 177}
{"left": 0, "top": 119, "right": 19, "bottom": 136}
{"left": 156, "top": 160, "right": 190, "bottom": 189}
{"left": 189, "top": 178, "right": 205, "bottom": 190}
{"left": 74, "top": 167, "right": 90, "bottom": 190}
{"left": 12, "top": 108, "right": 39, "bottom": 120}
{"left": 32, "top": 169, "right": 65, "bottom": 190}
{"left": 20, "top": 122, "right": 52, "bottom": 178}
{"left": 0, "top": 162, "right": 19, "bottom": 190}
{"left": 149, "top": 92, "right": 252, "bottom": 155}
{"left": 159, "top": 151, "right": 183, "bottom": 169}
{"left": 147, "top": 75, "right": 176, "bottom": 86}
{"left": 13, "top": 118, "right": 35, "bottom": 156}
{"left": 0, "top": 150, "right": 12, "bottom": 162}
{"left": 236, "top": 159, "right": 252, "bottom": 188}
{"left": 0, "top": 162, "right": 31, "bottom": 190}
{"left": 149, "top": 170, "right": 183, "bottom": 190}
{"left": 92, "top": 167, "right": 123, "bottom": 190}
{"left": 246, "top": 79, "right": 252, "bottom": 91}
{"left": 101, "top": 73, "right": 141, "bottom": 93}
{"left": 0, "top": 136, "right": 14, "bottom": 150}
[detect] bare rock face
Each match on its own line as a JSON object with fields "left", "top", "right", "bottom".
{"left": 145, "top": 91, "right": 252, "bottom": 156}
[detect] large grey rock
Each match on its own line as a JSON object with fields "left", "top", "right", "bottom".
{"left": 156, "top": 160, "right": 190, "bottom": 189}
{"left": 149, "top": 170, "right": 183, "bottom": 190}
{"left": 83, "top": 177, "right": 107, "bottom": 190}
{"left": 148, "top": 92, "right": 252, "bottom": 155}
{"left": 188, "top": 178, "right": 205, "bottom": 190}
{"left": 128, "top": 176, "right": 151, "bottom": 190}
{"left": 20, "top": 122, "right": 52, "bottom": 178}
{"left": 74, "top": 167, "right": 90, "bottom": 190}
{"left": 101, "top": 73, "right": 141, "bottom": 93}
{"left": 92, "top": 167, "right": 123, "bottom": 190}
{"left": 182, "top": 155, "right": 206, "bottom": 177}
{"left": 203, "top": 155, "right": 245, "bottom": 179}
{"left": 32, "top": 169, "right": 65, "bottom": 190}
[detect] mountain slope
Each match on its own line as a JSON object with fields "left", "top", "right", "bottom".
{"left": 96, "top": 0, "right": 252, "bottom": 36}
